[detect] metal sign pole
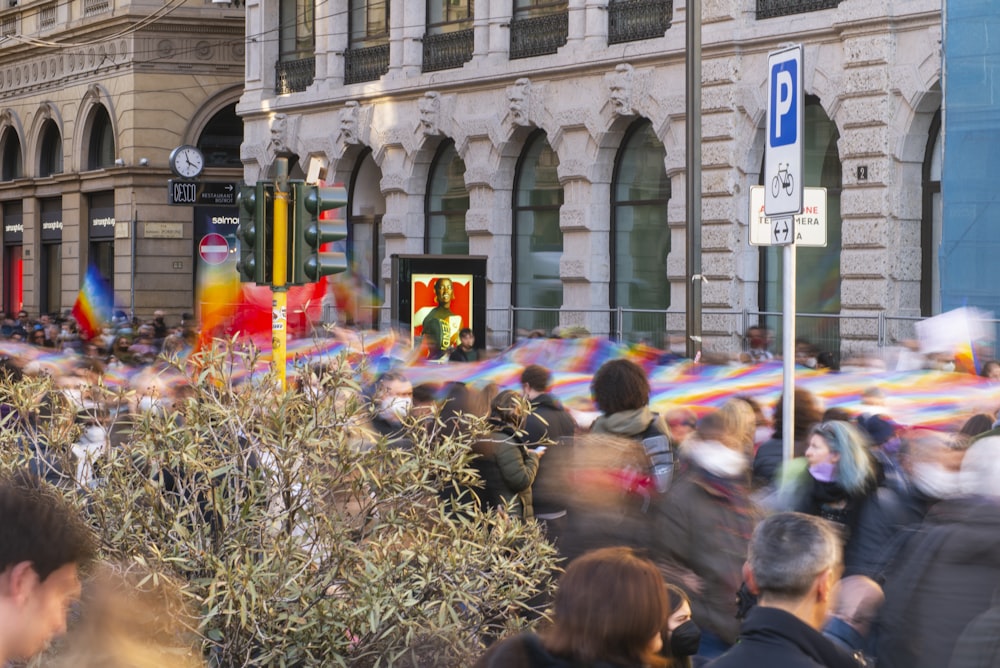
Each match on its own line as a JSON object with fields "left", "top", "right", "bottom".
{"left": 782, "top": 242, "right": 796, "bottom": 464}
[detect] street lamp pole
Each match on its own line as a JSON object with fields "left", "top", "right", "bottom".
{"left": 685, "top": 0, "right": 703, "bottom": 360}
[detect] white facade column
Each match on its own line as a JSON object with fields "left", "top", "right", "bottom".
{"left": 584, "top": 0, "right": 610, "bottom": 49}
{"left": 389, "top": 0, "right": 425, "bottom": 79}
{"left": 487, "top": 0, "right": 511, "bottom": 62}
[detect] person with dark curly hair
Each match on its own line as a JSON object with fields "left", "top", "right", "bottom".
{"left": 590, "top": 359, "right": 674, "bottom": 495}
{"left": 0, "top": 470, "right": 96, "bottom": 663}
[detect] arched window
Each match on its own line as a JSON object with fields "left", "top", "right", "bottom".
{"left": 611, "top": 119, "right": 670, "bottom": 344}
{"left": 198, "top": 103, "right": 243, "bottom": 168}
{"left": 87, "top": 106, "right": 115, "bottom": 170}
{"left": 921, "top": 111, "right": 942, "bottom": 316}
{"left": 513, "top": 131, "right": 563, "bottom": 334}
{"left": 425, "top": 141, "right": 469, "bottom": 255}
{"left": 1, "top": 127, "right": 22, "bottom": 181}
{"left": 758, "top": 96, "right": 842, "bottom": 349}
{"left": 38, "top": 120, "right": 62, "bottom": 177}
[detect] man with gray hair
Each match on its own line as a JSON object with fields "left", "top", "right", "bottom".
{"left": 709, "top": 512, "right": 862, "bottom": 667}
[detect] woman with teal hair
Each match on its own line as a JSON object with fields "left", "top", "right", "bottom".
{"left": 776, "top": 420, "right": 879, "bottom": 565}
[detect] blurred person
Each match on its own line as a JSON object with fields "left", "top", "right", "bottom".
{"left": 752, "top": 388, "right": 823, "bottom": 490}
{"left": 735, "top": 395, "right": 771, "bottom": 452}
{"left": 552, "top": 433, "right": 661, "bottom": 563}
{"left": 653, "top": 410, "right": 760, "bottom": 660}
{"left": 846, "top": 429, "right": 968, "bottom": 579}
{"left": 740, "top": 325, "right": 774, "bottom": 363}
{"left": 958, "top": 412, "right": 994, "bottom": 438}
{"left": 520, "top": 364, "right": 576, "bottom": 537}
{"left": 717, "top": 398, "right": 757, "bottom": 458}
{"left": 475, "top": 546, "right": 670, "bottom": 668}
{"left": 823, "top": 575, "right": 884, "bottom": 664}
{"left": 980, "top": 359, "right": 1000, "bottom": 382}
{"left": 661, "top": 583, "right": 702, "bottom": 668}
{"left": 0, "top": 469, "right": 96, "bottom": 664}
{"left": 664, "top": 407, "right": 698, "bottom": 446}
{"left": 591, "top": 359, "right": 675, "bottom": 494}
{"left": 774, "top": 421, "right": 879, "bottom": 571}
{"left": 450, "top": 327, "right": 480, "bottom": 363}
{"left": 875, "top": 436, "right": 1000, "bottom": 668}
{"left": 42, "top": 564, "right": 203, "bottom": 668}
{"left": 708, "top": 512, "right": 861, "bottom": 668}
{"left": 471, "top": 390, "right": 540, "bottom": 520}
{"left": 366, "top": 371, "right": 415, "bottom": 450}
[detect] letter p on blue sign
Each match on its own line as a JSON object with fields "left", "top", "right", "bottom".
{"left": 769, "top": 59, "right": 797, "bottom": 147}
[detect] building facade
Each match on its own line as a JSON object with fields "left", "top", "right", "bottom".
{"left": 240, "top": 0, "right": 942, "bottom": 351}
{"left": 0, "top": 0, "right": 245, "bottom": 321}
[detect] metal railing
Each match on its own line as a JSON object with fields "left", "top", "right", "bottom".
{"left": 608, "top": 0, "right": 673, "bottom": 45}
{"left": 510, "top": 10, "right": 569, "bottom": 59}
{"left": 275, "top": 57, "right": 315, "bottom": 95}
{"left": 422, "top": 27, "right": 474, "bottom": 72}
{"left": 344, "top": 43, "right": 389, "bottom": 85}
{"left": 756, "top": 0, "right": 841, "bottom": 20}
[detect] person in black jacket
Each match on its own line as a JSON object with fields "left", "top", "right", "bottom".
{"left": 520, "top": 364, "right": 577, "bottom": 540}
{"left": 709, "top": 512, "right": 863, "bottom": 668}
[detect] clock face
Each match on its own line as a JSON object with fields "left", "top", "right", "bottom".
{"left": 170, "top": 145, "right": 204, "bottom": 178}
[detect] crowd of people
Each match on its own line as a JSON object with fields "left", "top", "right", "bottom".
{"left": 1, "top": 308, "right": 1000, "bottom": 667}
{"left": 340, "top": 352, "right": 1000, "bottom": 667}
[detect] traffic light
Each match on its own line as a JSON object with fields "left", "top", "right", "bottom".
{"left": 236, "top": 182, "right": 274, "bottom": 284}
{"left": 291, "top": 182, "right": 348, "bottom": 285}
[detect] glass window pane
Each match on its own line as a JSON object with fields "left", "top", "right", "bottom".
{"left": 612, "top": 121, "right": 670, "bottom": 345}
{"left": 39, "top": 121, "right": 62, "bottom": 177}
{"left": 427, "top": 0, "right": 471, "bottom": 26}
{"left": 427, "top": 143, "right": 470, "bottom": 255}
{"left": 280, "top": 0, "right": 314, "bottom": 59}
{"left": 514, "top": 134, "right": 563, "bottom": 332}
{"left": 1, "top": 129, "right": 21, "bottom": 181}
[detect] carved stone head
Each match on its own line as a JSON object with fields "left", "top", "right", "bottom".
{"left": 508, "top": 78, "right": 532, "bottom": 126}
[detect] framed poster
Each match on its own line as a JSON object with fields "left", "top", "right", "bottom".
{"left": 392, "top": 255, "right": 487, "bottom": 358}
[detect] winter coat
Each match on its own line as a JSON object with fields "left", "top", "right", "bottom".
{"left": 875, "top": 496, "right": 1000, "bottom": 668}
{"left": 524, "top": 393, "right": 577, "bottom": 518}
{"left": 475, "top": 632, "right": 646, "bottom": 668}
{"left": 471, "top": 425, "right": 540, "bottom": 520}
{"left": 707, "top": 607, "right": 862, "bottom": 668}
{"left": 843, "top": 482, "right": 935, "bottom": 579}
{"left": 653, "top": 456, "right": 759, "bottom": 645}
{"left": 523, "top": 393, "right": 577, "bottom": 447}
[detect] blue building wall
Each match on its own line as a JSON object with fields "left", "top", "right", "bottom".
{"left": 942, "top": 1, "right": 1000, "bottom": 313}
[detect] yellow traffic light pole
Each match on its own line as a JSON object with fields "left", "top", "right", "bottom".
{"left": 272, "top": 158, "right": 289, "bottom": 391}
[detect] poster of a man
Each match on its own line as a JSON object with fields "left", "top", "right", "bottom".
{"left": 412, "top": 275, "right": 472, "bottom": 359}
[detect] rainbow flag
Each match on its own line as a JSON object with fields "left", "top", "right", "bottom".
{"left": 71, "top": 264, "right": 113, "bottom": 339}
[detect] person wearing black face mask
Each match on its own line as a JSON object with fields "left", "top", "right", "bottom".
{"left": 661, "top": 583, "right": 703, "bottom": 667}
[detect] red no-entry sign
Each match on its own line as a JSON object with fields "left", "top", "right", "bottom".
{"left": 199, "top": 233, "right": 229, "bottom": 265}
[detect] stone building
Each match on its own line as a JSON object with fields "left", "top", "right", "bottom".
{"left": 240, "top": 0, "right": 941, "bottom": 351}
{"left": 0, "top": 0, "right": 245, "bottom": 321}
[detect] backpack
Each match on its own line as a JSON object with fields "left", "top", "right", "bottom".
{"left": 638, "top": 415, "right": 674, "bottom": 494}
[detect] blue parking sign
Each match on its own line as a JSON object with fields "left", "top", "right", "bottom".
{"left": 765, "top": 44, "right": 804, "bottom": 218}
{"left": 769, "top": 59, "right": 798, "bottom": 147}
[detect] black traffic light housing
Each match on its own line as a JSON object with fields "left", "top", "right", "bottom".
{"left": 236, "top": 182, "right": 274, "bottom": 284}
{"left": 291, "top": 181, "right": 348, "bottom": 285}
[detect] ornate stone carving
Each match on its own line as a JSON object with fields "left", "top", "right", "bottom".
{"left": 418, "top": 91, "right": 441, "bottom": 136}
{"left": 508, "top": 78, "right": 532, "bottom": 126}
{"left": 609, "top": 63, "right": 635, "bottom": 116}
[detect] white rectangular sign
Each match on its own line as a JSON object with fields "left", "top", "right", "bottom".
{"left": 765, "top": 44, "right": 804, "bottom": 217}
{"left": 749, "top": 185, "right": 827, "bottom": 247}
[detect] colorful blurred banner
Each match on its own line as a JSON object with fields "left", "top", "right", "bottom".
{"left": 71, "top": 263, "right": 114, "bottom": 339}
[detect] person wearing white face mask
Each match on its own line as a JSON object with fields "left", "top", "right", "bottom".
{"left": 652, "top": 409, "right": 761, "bottom": 661}
{"left": 876, "top": 436, "right": 1000, "bottom": 668}
{"left": 845, "top": 429, "right": 969, "bottom": 580}
{"left": 367, "top": 371, "right": 415, "bottom": 451}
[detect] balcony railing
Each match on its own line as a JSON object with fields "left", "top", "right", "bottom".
{"left": 275, "top": 57, "right": 315, "bottom": 95}
{"left": 608, "top": 0, "right": 672, "bottom": 45}
{"left": 510, "top": 10, "right": 568, "bottom": 60}
{"left": 344, "top": 43, "right": 389, "bottom": 84}
{"left": 422, "top": 27, "right": 474, "bottom": 73}
{"left": 82, "top": 0, "right": 109, "bottom": 16}
{"left": 756, "top": 0, "right": 841, "bottom": 19}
